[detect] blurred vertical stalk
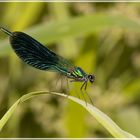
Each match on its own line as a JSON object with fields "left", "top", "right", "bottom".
{"left": 49, "top": 2, "right": 78, "bottom": 59}
{"left": 96, "top": 29, "right": 123, "bottom": 90}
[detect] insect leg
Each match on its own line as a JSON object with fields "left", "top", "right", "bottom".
{"left": 84, "top": 83, "right": 94, "bottom": 106}
{"left": 84, "top": 82, "right": 87, "bottom": 90}
{"left": 60, "top": 75, "right": 67, "bottom": 93}
{"left": 60, "top": 75, "right": 64, "bottom": 92}
{"left": 80, "top": 82, "right": 85, "bottom": 90}
{"left": 60, "top": 76, "right": 71, "bottom": 98}
{"left": 55, "top": 74, "right": 62, "bottom": 92}
{"left": 80, "top": 82, "right": 87, "bottom": 106}
{"left": 65, "top": 77, "right": 70, "bottom": 97}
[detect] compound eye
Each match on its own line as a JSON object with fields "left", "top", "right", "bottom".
{"left": 88, "top": 74, "right": 95, "bottom": 83}
{"left": 89, "top": 75, "right": 92, "bottom": 79}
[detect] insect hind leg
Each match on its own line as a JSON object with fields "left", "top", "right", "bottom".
{"left": 80, "top": 82, "right": 94, "bottom": 106}
{"left": 65, "top": 77, "right": 70, "bottom": 97}
{"left": 80, "top": 82, "right": 87, "bottom": 106}
{"left": 54, "top": 73, "right": 62, "bottom": 92}
{"left": 84, "top": 82, "right": 94, "bottom": 106}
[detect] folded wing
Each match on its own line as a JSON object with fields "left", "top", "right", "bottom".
{"left": 10, "top": 32, "right": 73, "bottom": 75}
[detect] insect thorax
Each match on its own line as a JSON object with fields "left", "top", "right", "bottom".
{"left": 68, "top": 67, "right": 88, "bottom": 82}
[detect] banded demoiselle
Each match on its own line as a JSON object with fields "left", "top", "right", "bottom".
{"left": 0, "top": 27, "right": 95, "bottom": 104}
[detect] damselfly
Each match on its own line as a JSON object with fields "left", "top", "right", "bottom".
{"left": 0, "top": 27, "right": 95, "bottom": 104}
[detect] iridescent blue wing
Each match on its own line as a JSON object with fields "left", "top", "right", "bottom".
{"left": 9, "top": 31, "right": 74, "bottom": 75}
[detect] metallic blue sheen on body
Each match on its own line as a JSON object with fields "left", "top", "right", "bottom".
{"left": 0, "top": 27, "right": 95, "bottom": 87}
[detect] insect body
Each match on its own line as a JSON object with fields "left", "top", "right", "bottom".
{"left": 0, "top": 27, "right": 95, "bottom": 91}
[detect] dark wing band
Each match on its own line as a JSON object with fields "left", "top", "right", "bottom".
{"left": 9, "top": 32, "right": 62, "bottom": 72}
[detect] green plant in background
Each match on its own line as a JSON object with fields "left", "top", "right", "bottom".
{"left": 0, "top": 2, "right": 140, "bottom": 138}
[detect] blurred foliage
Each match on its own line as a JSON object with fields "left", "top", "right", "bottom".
{"left": 0, "top": 2, "right": 140, "bottom": 138}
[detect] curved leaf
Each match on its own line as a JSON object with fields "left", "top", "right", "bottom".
{"left": 0, "top": 91, "right": 136, "bottom": 138}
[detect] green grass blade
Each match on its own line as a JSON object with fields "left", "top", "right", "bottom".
{"left": 0, "top": 99, "right": 20, "bottom": 131}
{"left": 0, "top": 91, "right": 136, "bottom": 138}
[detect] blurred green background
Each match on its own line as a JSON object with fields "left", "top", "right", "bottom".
{"left": 0, "top": 2, "right": 140, "bottom": 138}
